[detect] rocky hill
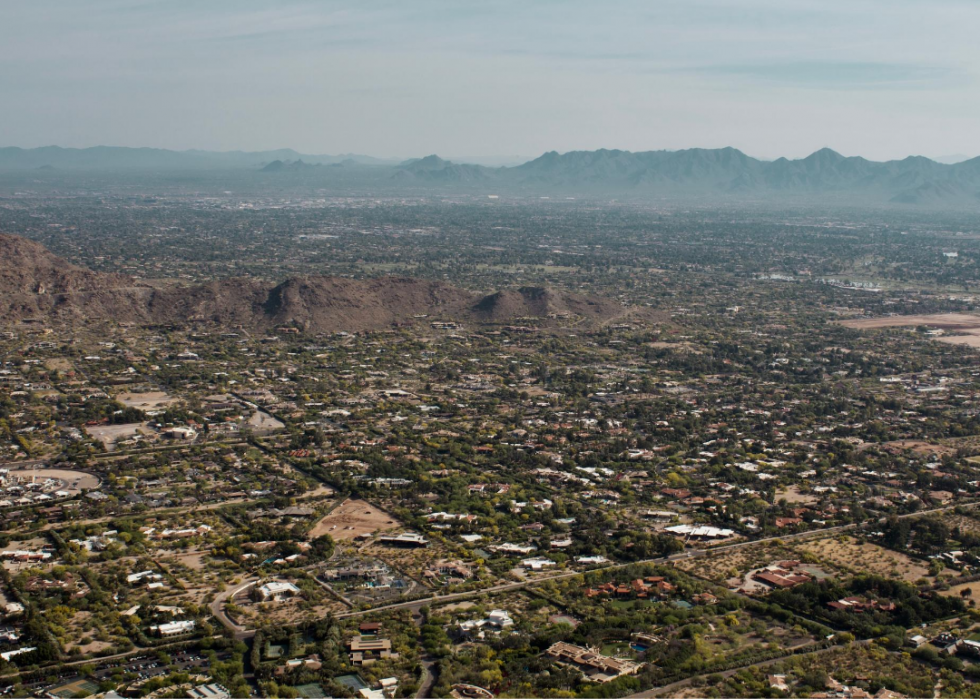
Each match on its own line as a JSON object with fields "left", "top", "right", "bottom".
{"left": 0, "top": 235, "right": 632, "bottom": 331}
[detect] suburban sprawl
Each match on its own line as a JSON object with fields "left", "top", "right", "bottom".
{"left": 3, "top": 179, "right": 980, "bottom": 698}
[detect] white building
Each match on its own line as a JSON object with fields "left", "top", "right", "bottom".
{"left": 154, "top": 620, "right": 196, "bottom": 637}
{"left": 255, "top": 581, "right": 301, "bottom": 602}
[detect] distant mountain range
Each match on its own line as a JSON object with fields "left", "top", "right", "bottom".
{"left": 0, "top": 233, "right": 638, "bottom": 332}
{"left": 396, "top": 148, "right": 980, "bottom": 205}
{"left": 3, "top": 145, "right": 980, "bottom": 206}
{"left": 0, "top": 146, "right": 397, "bottom": 170}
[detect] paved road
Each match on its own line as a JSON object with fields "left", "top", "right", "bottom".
{"left": 39, "top": 496, "right": 251, "bottom": 532}
{"left": 208, "top": 578, "right": 259, "bottom": 640}
{"left": 0, "top": 458, "right": 49, "bottom": 470}
{"left": 416, "top": 657, "right": 438, "bottom": 699}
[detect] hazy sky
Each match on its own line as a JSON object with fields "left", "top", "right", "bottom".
{"left": 2, "top": 0, "right": 978, "bottom": 161}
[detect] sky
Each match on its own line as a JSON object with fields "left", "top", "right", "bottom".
{"left": 1, "top": 0, "right": 978, "bottom": 162}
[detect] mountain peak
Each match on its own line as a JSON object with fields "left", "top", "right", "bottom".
{"left": 804, "top": 147, "right": 845, "bottom": 162}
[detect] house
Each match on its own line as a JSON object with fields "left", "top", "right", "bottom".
{"left": 348, "top": 636, "right": 395, "bottom": 666}
{"left": 378, "top": 532, "right": 429, "bottom": 548}
{"left": 127, "top": 570, "right": 164, "bottom": 586}
{"left": 486, "top": 610, "right": 514, "bottom": 628}
{"left": 957, "top": 639, "right": 980, "bottom": 658}
{"left": 907, "top": 634, "right": 929, "bottom": 648}
{"left": 490, "top": 542, "right": 537, "bottom": 555}
{"left": 827, "top": 597, "right": 894, "bottom": 614}
{"left": 254, "top": 581, "right": 301, "bottom": 602}
{"left": 459, "top": 610, "right": 515, "bottom": 638}
{"left": 450, "top": 685, "right": 495, "bottom": 699}
{"left": 631, "top": 632, "right": 665, "bottom": 647}
{"left": 664, "top": 524, "right": 735, "bottom": 540}
{"left": 774, "top": 517, "right": 803, "bottom": 528}
{"left": 522, "top": 557, "right": 556, "bottom": 571}
{"left": 0, "top": 647, "right": 36, "bottom": 662}
{"left": 187, "top": 684, "right": 230, "bottom": 699}
{"left": 425, "top": 560, "right": 473, "bottom": 581}
{"left": 768, "top": 675, "right": 789, "bottom": 692}
{"left": 152, "top": 620, "right": 196, "bottom": 637}
{"left": 751, "top": 561, "right": 813, "bottom": 591}
{"left": 544, "top": 642, "right": 641, "bottom": 683}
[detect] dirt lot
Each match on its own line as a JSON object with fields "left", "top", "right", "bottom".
{"left": 775, "top": 485, "right": 818, "bottom": 505}
{"left": 878, "top": 440, "right": 955, "bottom": 457}
{"left": 43, "top": 358, "right": 74, "bottom": 372}
{"left": 162, "top": 551, "right": 209, "bottom": 570}
{"left": 247, "top": 410, "right": 285, "bottom": 432}
{"left": 84, "top": 422, "right": 152, "bottom": 450}
{"left": 839, "top": 313, "right": 980, "bottom": 330}
{"left": 115, "top": 391, "right": 176, "bottom": 410}
{"left": 938, "top": 333, "right": 980, "bottom": 348}
{"left": 6, "top": 467, "right": 99, "bottom": 494}
{"left": 795, "top": 535, "right": 931, "bottom": 583}
{"left": 940, "top": 580, "right": 980, "bottom": 601}
{"left": 308, "top": 498, "right": 399, "bottom": 541}
{"left": 840, "top": 313, "right": 980, "bottom": 349}
{"left": 944, "top": 514, "right": 980, "bottom": 536}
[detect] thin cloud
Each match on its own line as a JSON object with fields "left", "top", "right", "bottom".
{"left": 687, "top": 61, "right": 963, "bottom": 90}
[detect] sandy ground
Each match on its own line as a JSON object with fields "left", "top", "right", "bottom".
{"left": 944, "top": 514, "right": 980, "bottom": 536}
{"left": 674, "top": 542, "right": 798, "bottom": 583}
{"left": 43, "top": 358, "right": 74, "bottom": 372}
{"left": 247, "top": 410, "right": 285, "bottom": 431}
{"left": 6, "top": 467, "right": 99, "bottom": 494}
{"left": 85, "top": 422, "right": 152, "bottom": 450}
{"left": 878, "top": 440, "right": 955, "bottom": 457}
{"left": 840, "top": 313, "right": 980, "bottom": 348}
{"left": 840, "top": 313, "right": 980, "bottom": 329}
{"left": 795, "top": 535, "right": 931, "bottom": 583}
{"left": 308, "top": 499, "right": 399, "bottom": 541}
{"left": 775, "top": 485, "right": 818, "bottom": 505}
{"left": 115, "top": 390, "right": 176, "bottom": 410}
{"left": 941, "top": 580, "right": 980, "bottom": 601}
{"left": 161, "top": 551, "right": 209, "bottom": 570}
{"left": 938, "top": 333, "right": 980, "bottom": 348}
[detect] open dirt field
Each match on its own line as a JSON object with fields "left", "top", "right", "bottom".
{"left": 247, "top": 410, "right": 285, "bottom": 432}
{"left": 115, "top": 390, "right": 176, "bottom": 410}
{"left": 84, "top": 422, "right": 152, "bottom": 450}
{"left": 43, "top": 358, "right": 74, "bottom": 372}
{"left": 944, "top": 514, "right": 980, "bottom": 536}
{"left": 308, "top": 498, "right": 399, "bottom": 541}
{"left": 6, "top": 467, "right": 99, "bottom": 494}
{"left": 840, "top": 313, "right": 980, "bottom": 330}
{"left": 879, "top": 440, "right": 955, "bottom": 457}
{"left": 161, "top": 551, "right": 209, "bottom": 570}
{"left": 940, "top": 580, "right": 980, "bottom": 601}
{"left": 795, "top": 535, "right": 931, "bottom": 583}
{"left": 775, "top": 485, "right": 818, "bottom": 505}
{"left": 938, "top": 334, "right": 980, "bottom": 348}
{"left": 840, "top": 313, "right": 980, "bottom": 349}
